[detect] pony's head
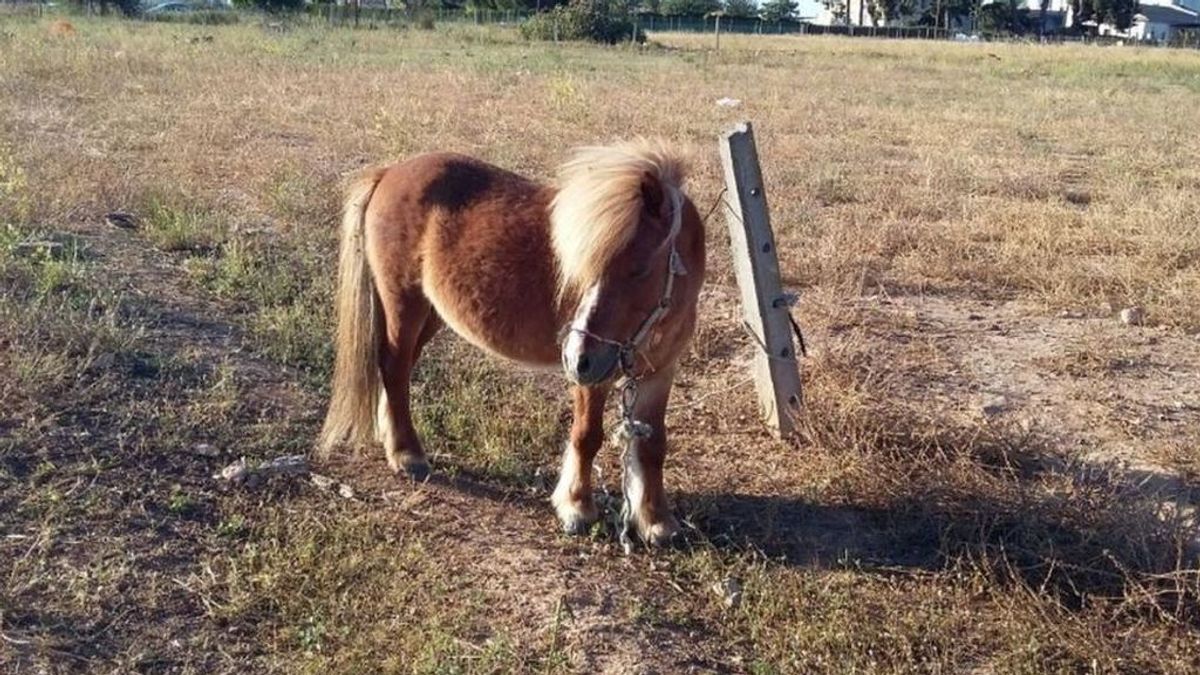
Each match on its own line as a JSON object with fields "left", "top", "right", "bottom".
{"left": 552, "top": 139, "right": 703, "bottom": 386}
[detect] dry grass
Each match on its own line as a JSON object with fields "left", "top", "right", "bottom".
{"left": 2, "top": 14, "right": 1200, "bottom": 673}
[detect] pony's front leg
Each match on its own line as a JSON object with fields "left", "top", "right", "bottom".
{"left": 623, "top": 366, "right": 680, "bottom": 547}
{"left": 552, "top": 384, "right": 609, "bottom": 534}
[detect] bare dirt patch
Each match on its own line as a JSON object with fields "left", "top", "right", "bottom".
{"left": 3, "top": 17, "right": 1200, "bottom": 673}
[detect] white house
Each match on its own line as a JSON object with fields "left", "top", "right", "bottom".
{"left": 811, "top": 0, "right": 1200, "bottom": 40}
{"left": 1073, "top": 0, "right": 1200, "bottom": 42}
{"left": 1127, "top": 3, "right": 1200, "bottom": 42}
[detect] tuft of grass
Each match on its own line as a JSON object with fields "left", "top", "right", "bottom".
{"left": 413, "top": 341, "right": 565, "bottom": 483}
{"left": 188, "top": 235, "right": 335, "bottom": 380}
{"left": 0, "top": 143, "right": 31, "bottom": 224}
{"left": 167, "top": 484, "right": 197, "bottom": 515}
{"left": 196, "top": 503, "right": 562, "bottom": 671}
{"left": 142, "top": 199, "right": 226, "bottom": 253}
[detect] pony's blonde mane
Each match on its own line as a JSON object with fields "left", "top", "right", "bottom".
{"left": 550, "top": 138, "right": 688, "bottom": 300}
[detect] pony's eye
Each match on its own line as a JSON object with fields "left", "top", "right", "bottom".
{"left": 630, "top": 265, "right": 651, "bottom": 280}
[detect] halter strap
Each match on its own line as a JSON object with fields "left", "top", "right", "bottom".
{"left": 564, "top": 188, "right": 687, "bottom": 378}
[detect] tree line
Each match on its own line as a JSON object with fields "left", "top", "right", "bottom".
{"left": 76, "top": 0, "right": 1138, "bottom": 37}
{"left": 818, "top": 0, "right": 1139, "bottom": 34}
{"left": 466, "top": 0, "right": 1138, "bottom": 33}
{"left": 462, "top": 0, "right": 802, "bottom": 22}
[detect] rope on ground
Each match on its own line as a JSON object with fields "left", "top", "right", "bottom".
{"left": 667, "top": 375, "right": 755, "bottom": 413}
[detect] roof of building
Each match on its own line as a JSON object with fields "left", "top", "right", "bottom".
{"left": 1137, "top": 3, "right": 1200, "bottom": 25}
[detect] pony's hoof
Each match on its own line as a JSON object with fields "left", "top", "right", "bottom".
{"left": 561, "top": 515, "right": 592, "bottom": 536}
{"left": 389, "top": 451, "right": 430, "bottom": 482}
{"left": 405, "top": 461, "right": 430, "bottom": 482}
{"left": 642, "top": 518, "right": 681, "bottom": 548}
{"left": 552, "top": 494, "right": 598, "bottom": 536}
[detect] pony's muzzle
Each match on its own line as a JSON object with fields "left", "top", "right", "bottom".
{"left": 563, "top": 340, "right": 620, "bottom": 386}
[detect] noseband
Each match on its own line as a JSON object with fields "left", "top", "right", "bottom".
{"left": 563, "top": 188, "right": 688, "bottom": 378}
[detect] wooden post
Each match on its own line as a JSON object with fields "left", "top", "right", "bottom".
{"left": 714, "top": 13, "right": 722, "bottom": 50}
{"left": 719, "top": 122, "right": 803, "bottom": 437}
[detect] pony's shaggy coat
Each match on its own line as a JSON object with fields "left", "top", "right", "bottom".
{"left": 317, "top": 139, "right": 705, "bottom": 545}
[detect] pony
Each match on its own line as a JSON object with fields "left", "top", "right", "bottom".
{"left": 317, "top": 139, "right": 706, "bottom": 546}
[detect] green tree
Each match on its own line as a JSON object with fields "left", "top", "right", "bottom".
{"left": 233, "top": 0, "right": 304, "bottom": 11}
{"left": 1068, "top": 0, "right": 1138, "bottom": 31}
{"left": 72, "top": 0, "right": 140, "bottom": 15}
{"left": 521, "top": 0, "right": 644, "bottom": 42}
{"left": 815, "top": 0, "right": 845, "bottom": 22}
{"left": 661, "top": 0, "right": 721, "bottom": 14}
{"left": 1096, "top": 0, "right": 1138, "bottom": 30}
{"left": 977, "top": 0, "right": 1034, "bottom": 33}
{"left": 723, "top": 0, "right": 758, "bottom": 17}
{"left": 868, "top": 0, "right": 918, "bottom": 24}
{"left": 759, "top": 0, "right": 798, "bottom": 20}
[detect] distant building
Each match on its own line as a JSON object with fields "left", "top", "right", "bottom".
{"left": 994, "top": 0, "right": 1200, "bottom": 41}
{"left": 811, "top": 0, "right": 1200, "bottom": 41}
{"left": 1126, "top": 4, "right": 1200, "bottom": 42}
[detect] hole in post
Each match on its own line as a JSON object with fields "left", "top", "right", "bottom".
{"left": 781, "top": 347, "right": 791, "bottom": 358}
{"left": 762, "top": 242, "right": 772, "bottom": 253}
{"left": 788, "top": 394, "right": 800, "bottom": 408}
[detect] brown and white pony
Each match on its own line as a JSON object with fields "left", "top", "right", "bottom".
{"left": 317, "top": 140, "right": 705, "bottom": 546}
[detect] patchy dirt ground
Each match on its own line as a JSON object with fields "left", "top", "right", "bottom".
{"left": 4, "top": 17, "right": 1200, "bottom": 674}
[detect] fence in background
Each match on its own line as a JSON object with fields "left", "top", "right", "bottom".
{"left": 4, "top": 1, "right": 1197, "bottom": 50}
{"left": 310, "top": 5, "right": 535, "bottom": 27}
{"left": 309, "top": 7, "right": 958, "bottom": 41}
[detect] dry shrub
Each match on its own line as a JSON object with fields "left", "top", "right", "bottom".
{"left": 48, "top": 19, "right": 75, "bottom": 37}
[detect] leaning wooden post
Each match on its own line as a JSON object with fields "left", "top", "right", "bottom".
{"left": 719, "top": 122, "right": 803, "bottom": 437}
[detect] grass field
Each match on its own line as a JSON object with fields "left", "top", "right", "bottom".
{"left": 2, "top": 14, "right": 1200, "bottom": 673}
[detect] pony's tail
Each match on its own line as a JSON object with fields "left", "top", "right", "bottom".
{"left": 317, "top": 167, "right": 387, "bottom": 456}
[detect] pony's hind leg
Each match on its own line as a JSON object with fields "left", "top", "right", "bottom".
{"left": 552, "top": 384, "right": 608, "bottom": 534}
{"left": 377, "top": 289, "right": 441, "bottom": 480}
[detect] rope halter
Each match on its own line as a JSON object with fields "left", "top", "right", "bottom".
{"left": 562, "top": 187, "right": 688, "bottom": 380}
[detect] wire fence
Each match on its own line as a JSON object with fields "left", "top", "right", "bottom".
{"left": 309, "top": 8, "right": 1197, "bottom": 49}
{"left": 309, "top": 7, "right": 959, "bottom": 40}
{"left": 639, "top": 14, "right": 955, "bottom": 40}
{"left": 4, "top": 1, "right": 1198, "bottom": 50}
{"left": 309, "top": 5, "right": 535, "bottom": 27}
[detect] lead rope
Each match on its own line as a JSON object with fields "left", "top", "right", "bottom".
{"left": 614, "top": 376, "right": 650, "bottom": 554}
{"left": 616, "top": 186, "right": 739, "bottom": 550}
{"left": 616, "top": 190, "right": 685, "bottom": 553}
{"left": 564, "top": 189, "right": 687, "bottom": 553}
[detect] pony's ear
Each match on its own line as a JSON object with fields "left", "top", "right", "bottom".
{"left": 640, "top": 171, "right": 670, "bottom": 224}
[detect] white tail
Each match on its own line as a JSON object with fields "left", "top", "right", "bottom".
{"left": 317, "top": 167, "right": 386, "bottom": 455}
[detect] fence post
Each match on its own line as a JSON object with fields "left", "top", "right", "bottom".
{"left": 719, "top": 122, "right": 804, "bottom": 438}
